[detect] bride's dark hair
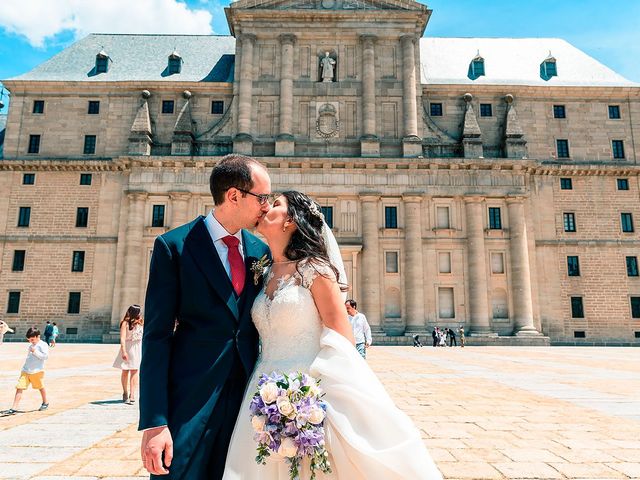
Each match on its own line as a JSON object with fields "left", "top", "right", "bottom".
{"left": 281, "top": 191, "right": 347, "bottom": 291}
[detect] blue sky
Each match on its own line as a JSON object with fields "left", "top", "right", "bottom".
{"left": 1, "top": 0, "right": 639, "bottom": 114}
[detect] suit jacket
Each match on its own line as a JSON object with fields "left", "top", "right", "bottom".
{"left": 138, "top": 216, "right": 269, "bottom": 476}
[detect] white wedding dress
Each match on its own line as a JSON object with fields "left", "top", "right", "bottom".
{"left": 223, "top": 260, "right": 442, "bottom": 479}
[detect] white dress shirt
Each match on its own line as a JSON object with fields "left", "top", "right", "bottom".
{"left": 348, "top": 312, "right": 372, "bottom": 345}
{"left": 22, "top": 340, "right": 49, "bottom": 374}
{"left": 204, "top": 210, "right": 244, "bottom": 280}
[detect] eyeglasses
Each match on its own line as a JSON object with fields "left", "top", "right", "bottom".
{"left": 234, "top": 188, "right": 275, "bottom": 206}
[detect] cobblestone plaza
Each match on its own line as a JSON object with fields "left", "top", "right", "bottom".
{"left": 0, "top": 343, "right": 639, "bottom": 479}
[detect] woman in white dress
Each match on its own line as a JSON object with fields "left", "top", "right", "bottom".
{"left": 112, "top": 304, "right": 144, "bottom": 404}
{"left": 223, "top": 191, "right": 442, "bottom": 479}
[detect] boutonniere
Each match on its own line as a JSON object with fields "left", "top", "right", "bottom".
{"left": 250, "top": 254, "right": 271, "bottom": 285}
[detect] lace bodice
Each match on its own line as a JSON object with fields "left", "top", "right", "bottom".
{"left": 250, "top": 259, "right": 334, "bottom": 373}
{"left": 126, "top": 324, "right": 143, "bottom": 343}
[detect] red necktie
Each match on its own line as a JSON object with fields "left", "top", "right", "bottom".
{"left": 222, "top": 235, "right": 245, "bottom": 296}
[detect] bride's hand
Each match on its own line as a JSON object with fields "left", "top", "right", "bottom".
{"left": 310, "top": 275, "right": 356, "bottom": 345}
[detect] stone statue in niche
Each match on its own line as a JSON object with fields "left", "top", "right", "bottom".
{"left": 320, "top": 52, "right": 336, "bottom": 82}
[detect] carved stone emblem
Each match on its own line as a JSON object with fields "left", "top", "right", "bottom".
{"left": 316, "top": 103, "right": 339, "bottom": 138}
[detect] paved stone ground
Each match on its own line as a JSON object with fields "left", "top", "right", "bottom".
{"left": 0, "top": 343, "right": 639, "bottom": 480}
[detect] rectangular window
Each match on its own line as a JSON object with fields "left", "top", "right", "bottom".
{"left": 66, "top": 327, "right": 78, "bottom": 335}
{"left": 631, "top": 297, "right": 640, "bottom": 319}
{"left": 23, "top": 173, "right": 35, "bottom": 185}
{"left": 574, "top": 330, "right": 586, "bottom": 338}
{"left": 621, "top": 213, "right": 634, "bottom": 233}
{"left": 571, "top": 296, "right": 584, "bottom": 318}
{"left": 12, "top": 250, "right": 26, "bottom": 272}
{"left": 627, "top": 256, "right": 639, "bottom": 277}
{"left": 162, "top": 100, "right": 175, "bottom": 114}
{"left": 608, "top": 105, "right": 621, "bottom": 119}
{"left": 72, "top": 251, "right": 85, "bottom": 272}
{"left": 491, "top": 252, "right": 505, "bottom": 274}
{"left": 76, "top": 207, "right": 89, "bottom": 228}
{"left": 80, "top": 173, "right": 92, "bottom": 185}
{"left": 556, "top": 139, "right": 570, "bottom": 158}
{"left": 320, "top": 206, "right": 333, "bottom": 229}
{"left": 560, "top": 178, "right": 573, "bottom": 190}
{"left": 612, "top": 140, "right": 625, "bottom": 159}
{"left": 96, "top": 57, "right": 108, "bottom": 73}
{"left": 384, "top": 206, "right": 398, "bottom": 229}
{"left": 438, "top": 252, "right": 451, "bottom": 274}
{"left": 87, "top": 101, "right": 100, "bottom": 114}
{"left": 553, "top": 105, "right": 566, "bottom": 118}
{"left": 617, "top": 178, "right": 629, "bottom": 190}
{"left": 480, "top": 103, "right": 492, "bottom": 117}
{"left": 7, "top": 291, "right": 21, "bottom": 314}
{"left": 567, "top": 256, "right": 580, "bottom": 276}
{"left": 385, "top": 251, "right": 399, "bottom": 273}
{"left": 211, "top": 100, "right": 224, "bottom": 114}
{"left": 563, "top": 212, "right": 576, "bottom": 232}
{"left": 438, "top": 287, "right": 455, "bottom": 318}
{"left": 18, "top": 207, "right": 31, "bottom": 227}
{"left": 83, "top": 135, "right": 96, "bottom": 155}
{"left": 32, "top": 100, "right": 44, "bottom": 114}
{"left": 68, "top": 292, "right": 81, "bottom": 314}
{"left": 436, "top": 206, "right": 450, "bottom": 229}
{"left": 430, "top": 103, "right": 443, "bottom": 117}
{"left": 488, "top": 207, "right": 502, "bottom": 229}
{"left": 28, "top": 134, "right": 40, "bottom": 154}
{"left": 152, "top": 205, "right": 165, "bottom": 228}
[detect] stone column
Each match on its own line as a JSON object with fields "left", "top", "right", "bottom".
{"left": 464, "top": 197, "right": 492, "bottom": 335}
{"left": 360, "top": 195, "right": 382, "bottom": 331}
{"left": 116, "top": 191, "right": 147, "bottom": 328}
{"left": 400, "top": 35, "right": 421, "bottom": 157}
{"left": 276, "top": 34, "right": 296, "bottom": 156}
{"left": 403, "top": 195, "right": 425, "bottom": 331}
{"left": 360, "top": 34, "right": 379, "bottom": 157}
{"left": 234, "top": 33, "right": 256, "bottom": 155}
{"left": 506, "top": 197, "right": 540, "bottom": 335}
{"left": 170, "top": 192, "right": 190, "bottom": 229}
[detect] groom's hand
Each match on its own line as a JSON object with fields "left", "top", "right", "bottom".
{"left": 141, "top": 426, "right": 173, "bottom": 475}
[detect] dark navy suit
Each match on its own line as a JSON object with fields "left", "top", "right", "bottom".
{"left": 139, "top": 216, "right": 269, "bottom": 480}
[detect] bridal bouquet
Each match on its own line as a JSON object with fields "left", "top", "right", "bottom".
{"left": 249, "top": 371, "right": 332, "bottom": 480}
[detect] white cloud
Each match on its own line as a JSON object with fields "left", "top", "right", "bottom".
{"left": 0, "top": 0, "right": 214, "bottom": 48}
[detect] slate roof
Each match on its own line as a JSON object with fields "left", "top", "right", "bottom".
{"left": 420, "top": 37, "right": 637, "bottom": 87}
{"left": 9, "top": 34, "right": 236, "bottom": 83}
{"left": 7, "top": 34, "right": 637, "bottom": 88}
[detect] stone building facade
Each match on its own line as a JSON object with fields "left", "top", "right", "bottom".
{"left": 0, "top": 0, "right": 639, "bottom": 344}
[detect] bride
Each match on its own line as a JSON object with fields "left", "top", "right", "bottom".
{"left": 223, "top": 191, "right": 442, "bottom": 479}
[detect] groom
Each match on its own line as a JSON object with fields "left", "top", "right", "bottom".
{"left": 139, "top": 154, "right": 271, "bottom": 479}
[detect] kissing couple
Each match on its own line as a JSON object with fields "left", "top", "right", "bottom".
{"left": 139, "top": 154, "right": 442, "bottom": 479}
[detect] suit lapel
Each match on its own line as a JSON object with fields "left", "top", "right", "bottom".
{"left": 185, "top": 217, "right": 239, "bottom": 321}
{"left": 239, "top": 230, "right": 267, "bottom": 319}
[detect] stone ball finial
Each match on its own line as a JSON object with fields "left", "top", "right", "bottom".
{"left": 183, "top": 90, "right": 192, "bottom": 99}
{"left": 505, "top": 94, "right": 514, "bottom": 104}
{"left": 141, "top": 90, "right": 151, "bottom": 99}
{"left": 463, "top": 93, "right": 473, "bottom": 103}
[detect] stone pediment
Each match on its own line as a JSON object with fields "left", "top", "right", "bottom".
{"left": 230, "top": 0, "right": 427, "bottom": 11}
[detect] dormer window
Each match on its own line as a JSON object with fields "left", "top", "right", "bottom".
{"left": 168, "top": 51, "right": 182, "bottom": 75}
{"left": 95, "top": 50, "right": 110, "bottom": 74}
{"left": 541, "top": 53, "right": 557, "bottom": 80}
{"left": 468, "top": 53, "right": 485, "bottom": 80}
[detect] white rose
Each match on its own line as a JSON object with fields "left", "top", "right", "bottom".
{"left": 277, "top": 437, "right": 298, "bottom": 458}
{"left": 260, "top": 382, "right": 279, "bottom": 404}
{"left": 308, "top": 406, "right": 325, "bottom": 425}
{"left": 251, "top": 415, "right": 266, "bottom": 432}
{"left": 309, "top": 383, "right": 322, "bottom": 397}
{"left": 276, "top": 396, "right": 296, "bottom": 418}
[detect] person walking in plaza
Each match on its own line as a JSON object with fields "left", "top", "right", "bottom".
{"left": 5, "top": 327, "right": 49, "bottom": 414}
{"left": 345, "top": 299, "right": 372, "bottom": 359}
{"left": 412, "top": 333, "right": 423, "bottom": 347}
{"left": 0, "top": 320, "right": 14, "bottom": 344}
{"left": 432, "top": 327, "right": 438, "bottom": 347}
{"left": 43, "top": 321, "right": 53, "bottom": 346}
{"left": 112, "top": 305, "right": 143, "bottom": 404}
{"left": 50, "top": 322, "right": 59, "bottom": 347}
{"left": 459, "top": 325, "right": 465, "bottom": 347}
{"left": 448, "top": 327, "right": 457, "bottom": 347}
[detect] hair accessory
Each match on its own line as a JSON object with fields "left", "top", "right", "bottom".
{"left": 309, "top": 201, "right": 323, "bottom": 220}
